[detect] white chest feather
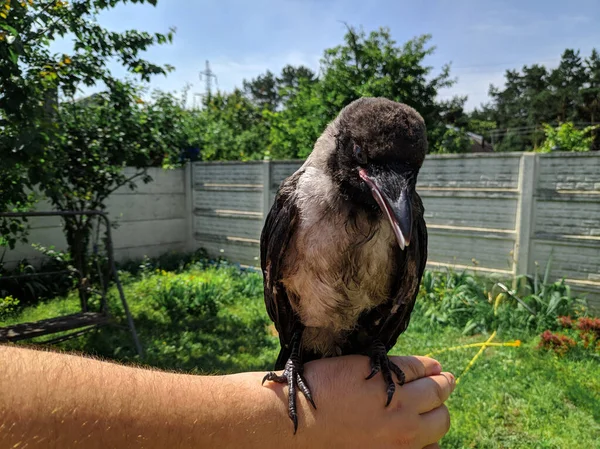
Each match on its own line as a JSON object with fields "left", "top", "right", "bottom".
{"left": 282, "top": 168, "right": 396, "bottom": 355}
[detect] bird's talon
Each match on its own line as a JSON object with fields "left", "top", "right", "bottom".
{"left": 389, "top": 360, "right": 406, "bottom": 386}
{"left": 262, "top": 371, "right": 287, "bottom": 385}
{"left": 365, "top": 368, "right": 379, "bottom": 380}
{"left": 297, "top": 372, "right": 316, "bottom": 409}
{"left": 290, "top": 412, "right": 298, "bottom": 434}
{"left": 386, "top": 383, "right": 396, "bottom": 407}
{"left": 366, "top": 340, "right": 406, "bottom": 407}
{"left": 262, "top": 341, "right": 314, "bottom": 433}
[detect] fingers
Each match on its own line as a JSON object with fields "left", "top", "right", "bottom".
{"left": 388, "top": 356, "right": 442, "bottom": 383}
{"left": 419, "top": 404, "right": 451, "bottom": 446}
{"left": 423, "top": 444, "right": 440, "bottom": 449}
{"left": 401, "top": 372, "right": 455, "bottom": 414}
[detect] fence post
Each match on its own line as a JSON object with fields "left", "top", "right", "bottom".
{"left": 514, "top": 153, "right": 538, "bottom": 279}
{"left": 184, "top": 162, "right": 195, "bottom": 252}
{"left": 262, "top": 160, "right": 272, "bottom": 223}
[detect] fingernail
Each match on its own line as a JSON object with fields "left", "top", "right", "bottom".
{"left": 433, "top": 362, "right": 442, "bottom": 375}
{"left": 448, "top": 373, "right": 456, "bottom": 390}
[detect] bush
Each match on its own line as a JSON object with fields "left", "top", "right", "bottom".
{"left": 0, "top": 256, "right": 75, "bottom": 307}
{"left": 59, "top": 260, "right": 277, "bottom": 373}
{"left": 546, "top": 316, "right": 600, "bottom": 354}
{"left": 538, "top": 122, "right": 599, "bottom": 153}
{"left": 538, "top": 330, "right": 578, "bottom": 355}
{"left": 416, "top": 268, "right": 494, "bottom": 334}
{"left": 414, "top": 265, "right": 588, "bottom": 336}
{"left": 116, "top": 248, "right": 211, "bottom": 277}
{"left": 0, "top": 295, "right": 19, "bottom": 320}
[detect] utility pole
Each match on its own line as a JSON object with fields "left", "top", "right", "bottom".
{"left": 199, "top": 60, "right": 217, "bottom": 101}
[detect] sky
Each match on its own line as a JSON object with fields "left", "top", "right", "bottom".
{"left": 56, "top": 0, "right": 600, "bottom": 110}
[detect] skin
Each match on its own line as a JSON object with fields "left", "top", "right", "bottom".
{"left": 0, "top": 345, "right": 454, "bottom": 449}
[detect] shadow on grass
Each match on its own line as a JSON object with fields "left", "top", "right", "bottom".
{"left": 532, "top": 350, "right": 600, "bottom": 423}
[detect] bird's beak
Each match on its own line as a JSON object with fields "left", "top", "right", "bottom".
{"left": 359, "top": 167, "right": 413, "bottom": 250}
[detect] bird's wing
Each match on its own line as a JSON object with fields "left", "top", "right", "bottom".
{"left": 357, "top": 196, "right": 428, "bottom": 351}
{"left": 260, "top": 171, "right": 303, "bottom": 369}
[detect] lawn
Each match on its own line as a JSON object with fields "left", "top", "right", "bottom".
{"left": 1, "top": 259, "right": 599, "bottom": 448}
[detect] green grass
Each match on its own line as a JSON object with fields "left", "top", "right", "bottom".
{"left": 392, "top": 327, "right": 600, "bottom": 448}
{"left": 1, "top": 261, "right": 599, "bottom": 448}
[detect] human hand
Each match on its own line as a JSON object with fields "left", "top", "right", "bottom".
{"left": 260, "top": 354, "right": 454, "bottom": 449}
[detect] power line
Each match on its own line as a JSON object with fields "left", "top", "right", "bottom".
{"left": 488, "top": 122, "right": 599, "bottom": 144}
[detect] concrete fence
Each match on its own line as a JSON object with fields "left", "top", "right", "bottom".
{"left": 191, "top": 153, "right": 600, "bottom": 311}
{"left": 3, "top": 153, "right": 599, "bottom": 311}
{"left": 2, "top": 167, "right": 194, "bottom": 267}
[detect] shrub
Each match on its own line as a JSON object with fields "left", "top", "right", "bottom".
{"left": 416, "top": 268, "right": 493, "bottom": 335}
{"left": 414, "top": 264, "right": 588, "bottom": 336}
{"left": 557, "top": 315, "right": 600, "bottom": 352}
{"left": 538, "top": 122, "right": 599, "bottom": 153}
{"left": 538, "top": 330, "right": 577, "bottom": 355}
{"left": 68, "top": 261, "right": 276, "bottom": 373}
{"left": 0, "top": 256, "right": 75, "bottom": 307}
{"left": 116, "top": 249, "right": 211, "bottom": 276}
{"left": 575, "top": 317, "right": 600, "bottom": 339}
{"left": 0, "top": 295, "right": 20, "bottom": 320}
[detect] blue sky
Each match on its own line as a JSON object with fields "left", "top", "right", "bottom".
{"left": 59, "top": 0, "right": 600, "bottom": 110}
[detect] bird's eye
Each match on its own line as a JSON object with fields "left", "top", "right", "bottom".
{"left": 354, "top": 144, "right": 367, "bottom": 164}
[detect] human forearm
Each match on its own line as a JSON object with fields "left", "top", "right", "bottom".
{"left": 1, "top": 345, "right": 453, "bottom": 448}
{"left": 0, "top": 345, "right": 292, "bottom": 449}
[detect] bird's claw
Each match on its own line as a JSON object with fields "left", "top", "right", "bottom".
{"left": 366, "top": 341, "right": 406, "bottom": 407}
{"left": 262, "top": 358, "right": 316, "bottom": 434}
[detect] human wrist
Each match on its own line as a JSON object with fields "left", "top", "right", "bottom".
{"left": 198, "top": 371, "right": 302, "bottom": 449}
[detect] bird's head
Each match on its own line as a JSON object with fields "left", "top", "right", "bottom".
{"left": 318, "top": 97, "right": 427, "bottom": 250}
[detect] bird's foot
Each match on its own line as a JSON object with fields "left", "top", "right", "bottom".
{"left": 262, "top": 357, "right": 316, "bottom": 434}
{"left": 365, "top": 340, "right": 406, "bottom": 407}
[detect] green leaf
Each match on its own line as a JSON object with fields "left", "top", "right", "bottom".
{"left": 8, "top": 49, "right": 18, "bottom": 64}
{"left": 0, "top": 23, "right": 18, "bottom": 36}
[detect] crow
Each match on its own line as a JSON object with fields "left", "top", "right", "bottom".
{"left": 260, "top": 97, "right": 428, "bottom": 433}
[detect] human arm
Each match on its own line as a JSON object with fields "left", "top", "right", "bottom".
{"left": 0, "top": 344, "right": 454, "bottom": 448}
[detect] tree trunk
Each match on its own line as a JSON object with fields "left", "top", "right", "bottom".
{"left": 65, "top": 218, "right": 92, "bottom": 312}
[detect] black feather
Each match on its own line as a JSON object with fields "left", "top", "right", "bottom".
{"left": 260, "top": 170, "right": 304, "bottom": 370}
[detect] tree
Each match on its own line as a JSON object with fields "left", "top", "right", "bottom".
{"left": 317, "top": 25, "right": 464, "bottom": 153}
{"left": 1, "top": 0, "right": 177, "bottom": 304}
{"left": 276, "top": 64, "right": 317, "bottom": 104}
{"left": 431, "top": 126, "right": 471, "bottom": 154}
{"left": 466, "top": 118, "right": 497, "bottom": 143}
{"left": 483, "top": 65, "right": 554, "bottom": 150}
{"left": 0, "top": 0, "right": 174, "bottom": 249}
{"left": 29, "top": 81, "right": 196, "bottom": 306}
{"left": 538, "top": 122, "right": 598, "bottom": 153}
{"left": 198, "top": 89, "right": 269, "bottom": 161}
{"left": 243, "top": 65, "right": 317, "bottom": 111}
{"left": 264, "top": 25, "right": 466, "bottom": 157}
{"left": 478, "top": 48, "right": 600, "bottom": 151}
{"left": 41, "top": 83, "right": 147, "bottom": 285}
{"left": 549, "top": 50, "right": 587, "bottom": 123}
{"left": 243, "top": 70, "right": 279, "bottom": 112}
{"left": 580, "top": 50, "right": 600, "bottom": 149}
{"left": 264, "top": 79, "right": 326, "bottom": 159}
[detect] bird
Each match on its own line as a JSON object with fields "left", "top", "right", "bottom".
{"left": 260, "top": 97, "right": 428, "bottom": 433}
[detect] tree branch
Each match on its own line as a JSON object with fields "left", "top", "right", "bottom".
{"left": 103, "top": 168, "right": 147, "bottom": 200}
